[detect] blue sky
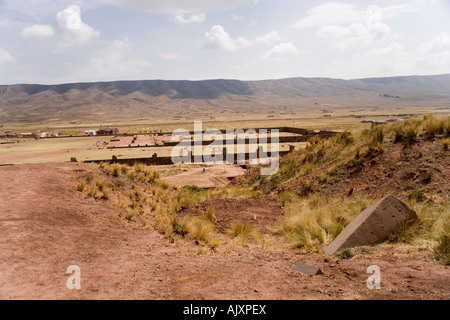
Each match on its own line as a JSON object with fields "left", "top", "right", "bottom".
{"left": 0, "top": 0, "right": 450, "bottom": 84}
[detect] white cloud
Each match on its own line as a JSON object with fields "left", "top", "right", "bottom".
{"left": 292, "top": 2, "right": 364, "bottom": 28}
{"left": 232, "top": 14, "right": 246, "bottom": 21}
{"left": 419, "top": 33, "right": 450, "bottom": 66}
{"left": 20, "top": 24, "right": 55, "bottom": 39}
{"left": 292, "top": 2, "right": 416, "bottom": 29}
{"left": 363, "top": 42, "right": 414, "bottom": 74}
{"left": 365, "top": 42, "right": 405, "bottom": 58}
{"left": 255, "top": 31, "right": 282, "bottom": 45}
{"left": 204, "top": 25, "right": 251, "bottom": 51}
{"left": 174, "top": 13, "right": 205, "bottom": 24}
{"left": 261, "top": 42, "right": 299, "bottom": 60}
{"left": 0, "top": 19, "right": 10, "bottom": 27}
{"left": 316, "top": 21, "right": 391, "bottom": 49}
{"left": 72, "top": 39, "right": 152, "bottom": 81}
{"left": 97, "top": 0, "right": 258, "bottom": 14}
{"left": 158, "top": 52, "right": 186, "bottom": 60}
{"left": 234, "top": 64, "right": 249, "bottom": 69}
{"left": 56, "top": 5, "right": 100, "bottom": 47}
{"left": 0, "top": 48, "right": 15, "bottom": 65}
{"left": 419, "top": 32, "right": 450, "bottom": 54}
{"left": 292, "top": 2, "right": 417, "bottom": 49}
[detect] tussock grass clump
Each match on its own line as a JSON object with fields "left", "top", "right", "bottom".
{"left": 423, "top": 115, "right": 449, "bottom": 136}
{"left": 337, "top": 130, "right": 354, "bottom": 146}
{"left": 167, "top": 214, "right": 191, "bottom": 237}
{"left": 442, "top": 138, "right": 449, "bottom": 151}
{"left": 203, "top": 207, "right": 216, "bottom": 224}
{"left": 229, "top": 221, "right": 255, "bottom": 238}
{"left": 228, "top": 221, "right": 258, "bottom": 246}
{"left": 435, "top": 219, "right": 450, "bottom": 265}
{"left": 391, "top": 119, "right": 421, "bottom": 145}
{"left": 190, "top": 217, "right": 217, "bottom": 247}
{"left": 95, "top": 180, "right": 107, "bottom": 192}
{"left": 76, "top": 179, "right": 86, "bottom": 192}
{"left": 275, "top": 195, "right": 368, "bottom": 251}
{"left": 86, "top": 184, "right": 98, "bottom": 198}
{"left": 388, "top": 221, "right": 421, "bottom": 244}
{"left": 308, "top": 135, "right": 323, "bottom": 146}
{"left": 407, "top": 189, "right": 426, "bottom": 203}
{"left": 401, "top": 200, "right": 450, "bottom": 264}
{"left": 112, "top": 163, "right": 121, "bottom": 177}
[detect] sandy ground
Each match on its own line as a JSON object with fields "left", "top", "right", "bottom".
{"left": 0, "top": 162, "right": 449, "bottom": 300}
{"left": 161, "top": 164, "right": 245, "bottom": 189}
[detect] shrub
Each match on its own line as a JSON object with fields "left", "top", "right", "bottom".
{"left": 420, "top": 170, "right": 433, "bottom": 184}
{"left": 337, "top": 248, "right": 354, "bottom": 259}
{"left": 408, "top": 189, "right": 426, "bottom": 202}
{"left": 182, "top": 185, "right": 205, "bottom": 193}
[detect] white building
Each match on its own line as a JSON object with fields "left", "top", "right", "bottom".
{"left": 85, "top": 130, "right": 97, "bottom": 136}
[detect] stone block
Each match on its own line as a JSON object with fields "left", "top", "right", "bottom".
{"left": 325, "top": 195, "right": 418, "bottom": 255}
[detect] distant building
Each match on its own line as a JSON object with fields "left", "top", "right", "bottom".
{"left": 18, "top": 133, "right": 35, "bottom": 138}
{"left": 85, "top": 130, "right": 97, "bottom": 136}
{"left": 97, "top": 128, "right": 119, "bottom": 136}
{"left": 37, "top": 131, "right": 59, "bottom": 138}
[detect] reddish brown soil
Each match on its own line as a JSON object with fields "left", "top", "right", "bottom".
{"left": 241, "top": 137, "right": 449, "bottom": 201}
{"left": 178, "top": 195, "right": 283, "bottom": 232}
{"left": 323, "top": 138, "right": 450, "bottom": 200}
{"left": 1, "top": 162, "right": 449, "bottom": 300}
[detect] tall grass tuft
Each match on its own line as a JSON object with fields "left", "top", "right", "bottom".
{"left": 424, "top": 115, "right": 448, "bottom": 136}
{"left": 434, "top": 215, "right": 450, "bottom": 265}
{"left": 229, "top": 221, "right": 257, "bottom": 246}
{"left": 76, "top": 179, "right": 86, "bottom": 192}
{"left": 443, "top": 138, "right": 449, "bottom": 151}
{"left": 275, "top": 195, "right": 368, "bottom": 251}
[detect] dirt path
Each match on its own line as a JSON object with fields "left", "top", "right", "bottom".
{"left": 0, "top": 163, "right": 449, "bottom": 300}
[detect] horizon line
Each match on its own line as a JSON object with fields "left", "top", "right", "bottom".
{"left": 2, "top": 72, "right": 450, "bottom": 87}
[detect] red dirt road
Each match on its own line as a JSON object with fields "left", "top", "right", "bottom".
{"left": 0, "top": 163, "right": 449, "bottom": 300}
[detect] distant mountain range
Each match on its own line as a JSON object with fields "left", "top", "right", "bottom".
{"left": 1, "top": 74, "right": 450, "bottom": 123}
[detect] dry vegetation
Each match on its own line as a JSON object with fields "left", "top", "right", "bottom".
{"left": 246, "top": 115, "right": 450, "bottom": 264}
{"left": 76, "top": 162, "right": 257, "bottom": 252}
{"left": 75, "top": 115, "right": 450, "bottom": 264}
